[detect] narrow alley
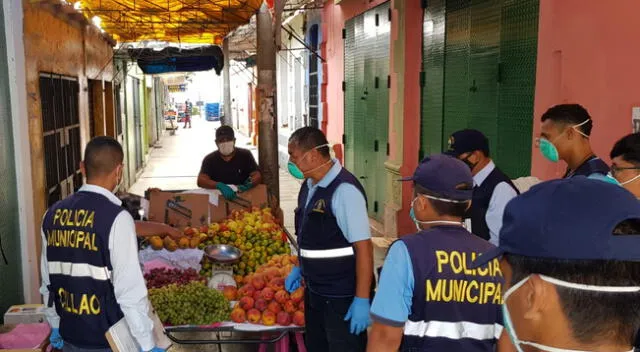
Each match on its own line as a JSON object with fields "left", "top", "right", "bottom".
{"left": 127, "top": 115, "right": 301, "bottom": 234}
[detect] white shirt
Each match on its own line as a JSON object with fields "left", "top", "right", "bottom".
{"left": 473, "top": 161, "right": 518, "bottom": 246}
{"left": 39, "top": 184, "right": 155, "bottom": 350}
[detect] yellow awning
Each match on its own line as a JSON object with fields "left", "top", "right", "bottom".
{"left": 69, "top": 0, "right": 262, "bottom": 44}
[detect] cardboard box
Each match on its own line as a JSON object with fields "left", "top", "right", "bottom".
{"left": 3, "top": 305, "right": 46, "bottom": 325}
{"left": 148, "top": 192, "right": 210, "bottom": 228}
{"left": 210, "top": 184, "right": 269, "bottom": 222}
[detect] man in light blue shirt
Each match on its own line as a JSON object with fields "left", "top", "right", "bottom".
{"left": 285, "top": 127, "right": 374, "bottom": 352}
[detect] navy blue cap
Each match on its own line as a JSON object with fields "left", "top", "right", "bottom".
{"left": 472, "top": 177, "right": 640, "bottom": 268}
{"left": 401, "top": 154, "right": 473, "bottom": 201}
{"left": 444, "top": 129, "right": 490, "bottom": 157}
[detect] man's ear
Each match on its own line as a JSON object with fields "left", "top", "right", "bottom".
{"left": 522, "top": 274, "right": 549, "bottom": 321}
{"left": 80, "top": 161, "right": 87, "bottom": 178}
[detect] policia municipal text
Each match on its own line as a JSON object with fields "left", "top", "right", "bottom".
{"left": 40, "top": 137, "right": 163, "bottom": 352}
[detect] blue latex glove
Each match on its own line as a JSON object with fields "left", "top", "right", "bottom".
{"left": 344, "top": 296, "right": 371, "bottom": 335}
{"left": 141, "top": 347, "right": 166, "bottom": 352}
{"left": 237, "top": 179, "right": 253, "bottom": 193}
{"left": 216, "top": 182, "right": 237, "bottom": 200}
{"left": 285, "top": 266, "right": 301, "bottom": 293}
{"left": 50, "top": 328, "right": 64, "bottom": 349}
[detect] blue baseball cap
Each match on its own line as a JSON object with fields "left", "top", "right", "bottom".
{"left": 472, "top": 177, "right": 640, "bottom": 268}
{"left": 401, "top": 154, "right": 473, "bottom": 201}
{"left": 444, "top": 129, "right": 490, "bottom": 157}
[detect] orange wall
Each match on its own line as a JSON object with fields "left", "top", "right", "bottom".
{"left": 23, "top": 4, "right": 114, "bottom": 260}
{"left": 532, "top": 0, "right": 640, "bottom": 179}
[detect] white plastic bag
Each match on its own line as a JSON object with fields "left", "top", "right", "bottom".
{"left": 138, "top": 247, "right": 204, "bottom": 271}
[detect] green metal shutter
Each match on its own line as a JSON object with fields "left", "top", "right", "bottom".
{"left": 420, "top": 0, "right": 446, "bottom": 159}
{"left": 442, "top": 0, "right": 471, "bottom": 150}
{"left": 496, "top": 0, "right": 539, "bottom": 177}
{"left": 0, "top": 5, "right": 23, "bottom": 321}
{"left": 468, "top": 0, "right": 500, "bottom": 155}
{"left": 421, "top": 0, "right": 538, "bottom": 177}
{"left": 374, "top": 3, "right": 391, "bottom": 218}
{"left": 343, "top": 2, "right": 390, "bottom": 221}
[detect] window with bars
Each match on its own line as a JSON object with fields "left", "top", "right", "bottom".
{"left": 40, "top": 73, "right": 82, "bottom": 206}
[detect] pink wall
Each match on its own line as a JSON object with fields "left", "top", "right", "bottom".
{"left": 395, "top": 0, "right": 424, "bottom": 236}
{"left": 321, "top": 0, "right": 389, "bottom": 151}
{"left": 532, "top": 0, "right": 640, "bottom": 180}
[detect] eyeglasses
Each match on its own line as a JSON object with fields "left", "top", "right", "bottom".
{"left": 611, "top": 165, "right": 640, "bottom": 175}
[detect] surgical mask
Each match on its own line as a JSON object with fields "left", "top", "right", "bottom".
{"left": 620, "top": 172, "right": 640, "bottom": 186}
{"left": 587, "top": 172, "right": 621, "bottom": 186}
{"left": 410, "top": 194, "right": 467, "bottom": 231}
{"left": 503, "top": 274, "right": 640, "bottom": 352}
{"left": 112, "top": 169, "right": 123, "bottom": 194}
{"left": 288, "top": 144, "right": 330, "bottom": 180}
{"left": 218, "top": 141, "right": 235, "bottom": 156}
{"left": 539, "top": 119, "right": 590, "bottom": 163}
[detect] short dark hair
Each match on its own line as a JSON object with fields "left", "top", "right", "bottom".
{"left": 83, "top": 136, "right": 124, "bottom": 179}
{"left": 541, "top": 104, "right": 593, "bottom": 136}
{"left": 289, "top": 127, "right": 330, "bottom": 158}
{"left": 504, "top": 220, "right": 640, "bottom": 346}
{"left": 610, "top": 133, "right": 640, "bottom": 164}
{"left": 414, "top": 183, "right": 471, "bottom": 218}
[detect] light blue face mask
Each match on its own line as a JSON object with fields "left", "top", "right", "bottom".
{"left": 587, "top": 173, "right": 621, "bottom": 186}
{"left": 288, "top": 144, "right": 330, "bottom": 180}
{"left": 503, "top": 275, "right": 640, "bottom": 352}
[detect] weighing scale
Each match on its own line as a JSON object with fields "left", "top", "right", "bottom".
{"left": 204, "top": 244, "right": 242, "bottom": 290}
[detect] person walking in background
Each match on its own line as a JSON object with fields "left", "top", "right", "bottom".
{"left": 40, "top": 137, "right": 163, "bottom": 352}
{"left": 183, "top": 99, "right": 192, "bottom": 128}
{"left": 444, "top": 129, "right": 519, "bottom": 245}
{"left": 368, "top": 155, "right": 511, "bottom": 352}
{"left": 538, "top": 104, "right": 609, "bottom": 178}
{"left": 285, "top": 127, "right": 374, "bottom": 352}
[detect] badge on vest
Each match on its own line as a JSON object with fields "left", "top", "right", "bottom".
{"left": 312, "top": 199, "right": 326, "bottom": 213}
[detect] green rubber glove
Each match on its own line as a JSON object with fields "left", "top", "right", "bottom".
{"left": 216, "top": 182, "right": 237, "bottom": 200}
{"left": 237, "top": 179, "right": 253, "bottom": 193}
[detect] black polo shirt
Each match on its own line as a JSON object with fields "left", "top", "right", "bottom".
{"left": 564, "top": 155, "right": 609, "bottom": 178}
{"left": 199, "top": 148, "right": 258, "bottom": 185}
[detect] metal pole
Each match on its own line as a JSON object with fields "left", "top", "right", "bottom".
{"left": 257, "top": 2, "right": 279, "bottom": 208}
{"left": 222, "top": 37, "right": 232, "bottom": 126}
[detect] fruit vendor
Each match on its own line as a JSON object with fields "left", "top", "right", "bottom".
{"left": 285, "top": 127, "right": 374, "bottom": 352}
{"left": 198, "top": 125, "right": 261, "bottom": 200}
{"left": 444, "top": 129, "right": 519, "bottom": 245}
{"left": 39, "top": 137, "right": 164, "bottom": 352}
{"left": 538, "top": 104, "right": 609, "bottom": 178}
{"left": 470, "top": 177, "right": 640, "bottom": 352}
{"left": 368, "top": 155, "right": 510, "bottom": 352}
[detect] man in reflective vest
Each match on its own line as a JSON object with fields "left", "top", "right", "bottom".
{"left": 285, "top": 127, "right": 374, "bottom": 352}
{"left": 40, "top": 136, "right": 163, "bottom": 352}
{"left": 368, "top": 154, "right": 512, "bottom": 351}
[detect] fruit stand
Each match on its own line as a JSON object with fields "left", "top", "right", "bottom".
{"left": 138, "top": 206, "right": 306, "bottom": 351}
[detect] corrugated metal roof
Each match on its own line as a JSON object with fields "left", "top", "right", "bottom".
{"left": 57, "top": 0, "right": 263, "bottom": 43}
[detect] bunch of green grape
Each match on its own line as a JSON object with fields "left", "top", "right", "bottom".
{"left": 149, "top": 282, "right": 231, "bottom": 326}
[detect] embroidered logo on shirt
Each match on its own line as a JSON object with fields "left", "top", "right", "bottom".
{"left": 312, "top": 199, "right": 326, "bottom": 213}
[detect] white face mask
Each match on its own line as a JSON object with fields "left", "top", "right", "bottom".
{"left": 503, "top": 274, "right": 640, "bottom": 352}
{"left": 620, "top": 172, "right": 640, "bottom": 186}
{"left": 410, "top": 194, "right": 467, "bottom": 231}
{"left": 218, "top": 141, "right": 235, "bottom": 156}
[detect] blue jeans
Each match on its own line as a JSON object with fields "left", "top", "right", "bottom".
{"left": 63, "top": 343, "right": 112, "bottom": 352}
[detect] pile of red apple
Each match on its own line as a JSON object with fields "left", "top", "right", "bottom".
{"left": 221, "top": 254, "right": 305, "bottom": 327}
